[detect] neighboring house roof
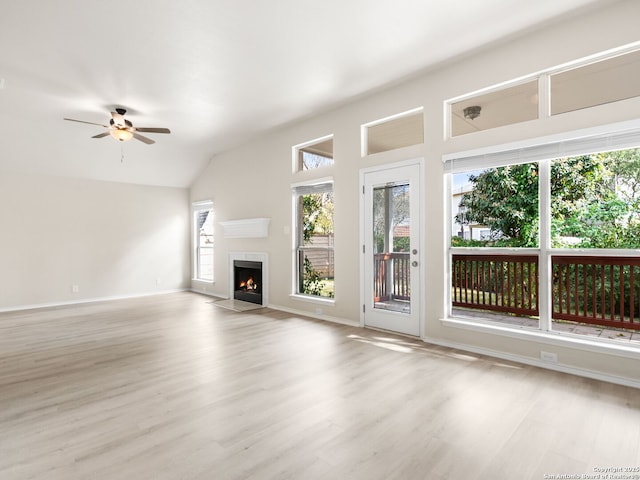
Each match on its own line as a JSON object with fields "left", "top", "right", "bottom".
{"left": 394, "top": 225, "right": 410, "bottom": 237}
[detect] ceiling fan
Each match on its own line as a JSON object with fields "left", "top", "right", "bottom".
{"left": 63, "top": 108, "right": 171, "bottom": 144}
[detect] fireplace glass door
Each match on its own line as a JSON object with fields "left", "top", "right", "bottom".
{"left": 233, "top": 260, "right": 263, "bottom": 305}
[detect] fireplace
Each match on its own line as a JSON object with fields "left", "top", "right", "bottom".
{"left": 233, "top": 260, "right": 263, "bottom": 305}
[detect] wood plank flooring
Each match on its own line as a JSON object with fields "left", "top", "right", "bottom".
{"left": 1, "top": 292, "right": 639, "bottom": 479}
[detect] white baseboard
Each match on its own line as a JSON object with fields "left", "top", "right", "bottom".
{"left": 264, "top": 305, "right": 640, "bottom": 388}
{"left": 422, "top": 335, "right": 640, "bottom": 390}
{"left": 190, "top": 287, "right": 228, "bottom": 299}
{"left": 267, "top": 303, "right": 360, "bottom": 327}
{"left": 0, "top": 289, "right": 189, "bottom": 313}
{"left": 190, "top": 285, "right": 229, "bottom": 299}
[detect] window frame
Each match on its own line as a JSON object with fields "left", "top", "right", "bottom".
{"left": 291, "top": 178, "right": 335, "bottom": 302}
{"left": 292, "top": 135, "right": 334, "bottom": 173}
{"left": 444, "top": 120, "right": 640, "bottom": 351}
{"left": 192, "top": 200, "right": 214, "bottom": 283}
{"left": 361, "top": 107, "right": 424, "bottom": 156}
{"left": 445, "top": 42, "right": 640, "bottom": 138}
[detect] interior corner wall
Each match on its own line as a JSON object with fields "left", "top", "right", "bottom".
{"left": 0, "top": 172, "right": 191, "bottom": 310}
{"left": 190, "top": 0, "right": 640, "bottom": 384}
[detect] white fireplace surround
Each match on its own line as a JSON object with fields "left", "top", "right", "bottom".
{"left": 229, "top": 252, "right": 268, "bottom": 306}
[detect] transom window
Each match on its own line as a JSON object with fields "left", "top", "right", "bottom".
{"left": 362, "top": 108, "right": 424, "bottom": 155}
{"left": 293, "top": 135, "right": 333, "bottom": 172}
{"left": 447, "top": 44, "right": 640, "bottom": 138}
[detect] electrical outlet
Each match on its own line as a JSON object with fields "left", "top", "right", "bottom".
{"left": 540, "top": 351, "right": 558, "bottom": 363}
{"left": 315, "top": 307, "right": 323, "bottom": 315}
{"left": 72, "top": 285, "right": 79, "bottom": 293}
{"left": 156, "top": 278, "right": 161, "bottom": 286}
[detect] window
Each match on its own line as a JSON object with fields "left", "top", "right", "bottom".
{"left": 447, "top": 44, "right": 640, "bottom": 138}
{"left": 450, "top": 80, "right": 539, "bottom": 137}
{"left": 551, "top": 150, "right": 640, "bottom": 249}
{"left": 193, "top": 201, "right": 213, "bottom": 282}
{"left": 293, "top": 181, "right": 334, "bottom": 298}
{"left": 446, "top": 127, "right": 640, "bottom": 342}
{"left": 363, "top": 108, "right": 424, "bottom": 155}
{"left": 452, "top": 162, "right": 540, "bottom": 248}
{"left": 293, "top": 135, "right": 333, "bottom": 172}
{"left": 551, "top": 48, "right": 640, "bottom": 115}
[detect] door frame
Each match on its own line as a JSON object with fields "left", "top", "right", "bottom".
{"left": 359, "top": 158, "right": 425, "bottom": 337}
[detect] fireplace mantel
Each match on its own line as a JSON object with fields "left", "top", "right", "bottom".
{"left": 220, "top": 218, "right": 270, "bottom": 238}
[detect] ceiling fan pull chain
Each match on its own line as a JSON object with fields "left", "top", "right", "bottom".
{"left": 121, "top": 144, "right": 125, "bottom": 163}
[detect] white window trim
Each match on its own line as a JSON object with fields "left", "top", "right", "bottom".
{"left": 192, "top": 200, "right": 214, "bottom": 283}
{"left": 361, "top": 106, "right": 423, "bottom": 157}
{"left": 444, "top": 118, "right": 640, "bottom": 171}
{"left": 291, "top": 179, "right": 335, "bottom": 301}
{"left": 292, "top": 134, "right": 334, "bottom": 174}
{"left": 439, "top": 316, "right": 640, "bottom": 360}
{"left": 444, "top": 41, "right": 640, "bottom": 138}
{"left": 289, "top": 293, "right": 335, "bottom": 306}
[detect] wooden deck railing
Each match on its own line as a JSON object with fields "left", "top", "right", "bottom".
{"left": 451, "top": 253, "right": 640, "bottom": 331}
{"left": 552, "top": 255, "right": 640, "bottom": 331}
{"left": 374, "top": 252, "right": 410, "bottom": 302}
{"left": 451, "top": 254, "right": 539, "bottom": 317}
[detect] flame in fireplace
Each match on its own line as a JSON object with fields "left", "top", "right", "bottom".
{"left": 239, "top": 277, "right": 257, "bottom": 290}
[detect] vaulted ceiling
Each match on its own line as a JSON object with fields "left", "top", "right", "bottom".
{"left": 0, "top": 0, "right": 614, "bottom": 187}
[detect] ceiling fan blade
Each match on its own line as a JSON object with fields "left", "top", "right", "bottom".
{"left": 64, "top": 118, "right": 109, "bottom": 128}
{"left": 111, "top": 111, "right": 126, "bottom": 127}
{"left": 134, "top": 127, "right": 171, "bottom": 134}
{"left": 132, "top": 132, "right": 155, "bottom": 145}
{"left": 92, "top": 132, "right": 111, "bottom": 139}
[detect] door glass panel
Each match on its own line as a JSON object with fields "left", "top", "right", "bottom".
{"left": 372, "top": 183, "right": 411, "bottom": 313}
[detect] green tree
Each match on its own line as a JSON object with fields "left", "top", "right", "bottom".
{"left": 552, "top": 150, "right": 640, "bottom": 248}
{"left": 457, "top": 163, "right": 539, "bottom": 247}
{"left": 456, "top": 155, "right": 612, "bottom": 247}
{"left": 373, "top": 184, "right": 409, "bottom": 252}
{"left": 301, "top": 192, "right": 334, "bottom": 297}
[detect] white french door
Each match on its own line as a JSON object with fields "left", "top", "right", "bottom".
{"left": 361, "top": 161, "right": 422, "bottom": 336}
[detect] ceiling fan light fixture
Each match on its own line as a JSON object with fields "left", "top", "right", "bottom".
{"left": 110, "top": 128, "right": 133, "bottom": 142}
{"left": 64, "top": 108, "right": 169, "bottom": 145}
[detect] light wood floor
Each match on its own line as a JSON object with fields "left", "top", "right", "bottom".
{"left": 1, "top": 292, "right": 639, "bottom": 480}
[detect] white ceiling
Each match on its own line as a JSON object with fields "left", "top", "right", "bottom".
{"left": 0, "top": 0, "right": 614, "bottom": 188}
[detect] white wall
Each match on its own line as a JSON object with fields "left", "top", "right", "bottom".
{"left": 190, "top": 0, "right": 640, "bottom": 385}
{"left": 0, "top": 172, "right": 190, "bottom": 309}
